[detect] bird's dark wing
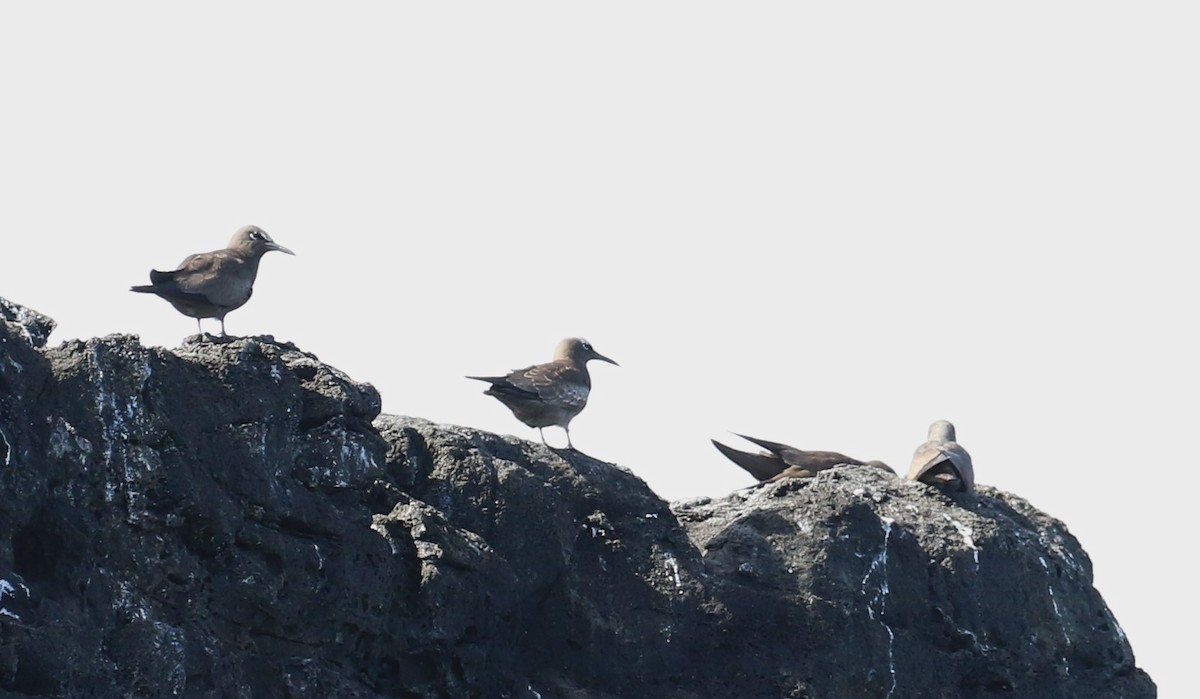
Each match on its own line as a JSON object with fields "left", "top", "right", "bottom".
{"left": 711, "top": 439, "right": 785, "bottom": 482}
{"left": 160, "top": 251, "right": 253, "bottom": 306}
{"left": 907, "top": 440, "right": 974, "bottom": 491}
{"left": 466, "top": 374, "right": 542, "bottom": 400}
{"left": 782, "top": 449, "right": 864, "bottom": 471}
{"left": 733, "top": 434, "right": 864, "bottom": 471}
{"left": 732, "top": 433, "right": 795, "bottom": 457}
{"left": 132, "top": 262, "right": 225, "bottom": 307}
{"left": 906, "top": 441, "right": 943, "bottom": 481}
{"left": 160, "top": 250, "right": 221, "bottom": 280}
{"left": 947, "top": 444, "right": 974, "bottom": 491}
{"left": 509, "top": 361, "right": 589, "bottom": 411}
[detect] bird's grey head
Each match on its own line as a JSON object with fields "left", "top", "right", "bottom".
{"left": 928, "top": 420, "right": 957, "bottom": 442}
{"left": 556, "top": 337, "right": 619, "bottom": 367}
{"left": 229, "top": 225, "right": 295, "bottom": 257}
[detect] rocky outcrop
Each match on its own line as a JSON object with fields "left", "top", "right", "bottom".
{"left": 0, "top": 297, "right": 1154, "bottom": 698}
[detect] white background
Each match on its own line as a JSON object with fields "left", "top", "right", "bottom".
{"left": 3, "top": 3, "right": 1193, "bottom": 694}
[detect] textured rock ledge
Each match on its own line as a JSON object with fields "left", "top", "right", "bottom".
{"left": 0, "top": 297, "right": 1154, "bottom": 698}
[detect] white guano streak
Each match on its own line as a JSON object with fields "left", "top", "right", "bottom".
{"left": 861, "top": 516, "right": 898, "bottom": 699}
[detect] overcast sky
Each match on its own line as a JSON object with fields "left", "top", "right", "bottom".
{"left": 3, "top": 3, "right": 1194, "bottom": 694}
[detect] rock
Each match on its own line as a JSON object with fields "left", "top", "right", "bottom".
{"left": 0, "top": 297, "right": 1155, "bottom": 698}
{"left": 673, "top": 468, "right": 1149, "bottom": 697}
{"left": 0, "top": 298, "right": 55, "bottom": 350}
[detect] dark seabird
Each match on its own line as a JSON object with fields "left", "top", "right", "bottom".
{"left": 905, "top": 420, "right": 974, "bottom": 492}
{"left": 131, "top": 225, "right": 294, "bottom": 335}
{"left": 712, "top": 433, "right": 894, "bottom": 485}
{"left": 467, "top": 337, "right": 618, "bottom": 449}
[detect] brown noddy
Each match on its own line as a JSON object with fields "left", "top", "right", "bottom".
{"left": 712, "top": 433, "right": 894, "bottom": 485}
{"left": 905, "top": 420, "right": 974, "bottom": 492}
{"left": 131, "top": 225, "right": 294, "bottom": 336}
{"left": 467, "top": 337, "right": 618, "bottom": 449}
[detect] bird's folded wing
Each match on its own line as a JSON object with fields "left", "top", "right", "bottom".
{"left": 509, "top": 363, "right": 589, "bottom": 410}
{"left": 470, "top": 376, "right": 542, "bottom": 401}
{"left": 786, "top": 449, "right": 862, "bottom": 471}
{"left": 535, "top": 380, "right": 589, "bottom": 411}
{"left": 712, "top": 439, "right": 785, "bottom": 481}
{"left": 165, "top": 253, "right": 249, "bottom": 306}
{"left": 907, "top": 442, "right": 967, "bottom": 485}
{"left": 734, "top": 433, "right": 795, "bottom": 456}
{"left": 944, "top": 444, "right": 974, "bottom": 491}
{"left": 907, "top": 442, "right": 942, "bottom": 479}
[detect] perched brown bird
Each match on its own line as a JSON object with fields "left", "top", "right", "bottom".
{"left": 906, "top": 420, "right": 974, "bottom": 492}
{"left": 712, "top": 433, "right": 894, "bottom": 485}
{"left": 131, "top": 225, "right": 294, "bottom": 335}
{"left": 467, "top": 338, "right": 618, "bottom": 449}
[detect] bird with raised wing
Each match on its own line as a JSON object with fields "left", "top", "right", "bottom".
{"left": 905, "top": 420, "right": 974, "bottom": 492}
{"left": 468, "top": 338, "right": 618, "bottom": 449}
{"left": 712, "top": 433, "right": 893, "bottom": 486}
{"left": 131, "top": 225, "right": 294, "bottom": 336}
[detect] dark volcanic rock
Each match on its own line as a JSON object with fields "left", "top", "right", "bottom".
{"left": 374, "top": 416, "right": 713, "bottom": 698}
{"left": 673, "top": 471, "right": 1149, "bottom": 698}
{"left": 0, "top": 298, "right": 1155, "bottom": 698}
{"left": 0, "top": 298, "right": 55, "bottom": 351}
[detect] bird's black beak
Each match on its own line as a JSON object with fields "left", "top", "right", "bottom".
{"left": 593, "top": 351, "right": 618, "bottom": 366}
{"left": 269, "top": 242, "right": 296, "bottom": 255}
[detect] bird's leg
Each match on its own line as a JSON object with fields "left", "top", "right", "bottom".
{"left": 564, "top": 426, "right": 574, "bottom": 450}
{"left": 196, "top": 318, "right": 203, "bottom": 335}
{"left": 219, "top": 317, "right": 227, "bottom": 337}
{"left": 538, "top": 428, "right": 548, "bottom": 446}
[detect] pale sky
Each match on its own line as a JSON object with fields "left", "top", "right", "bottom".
{"left": 2, "top": 3, "right": 1194, "bottom": 694}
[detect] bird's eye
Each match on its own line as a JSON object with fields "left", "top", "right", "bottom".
{"left": 582, "top": 342, "right": 592, "bottom": 351}
{"left": 250, "top": 231, "right": 264, "bottom": 241}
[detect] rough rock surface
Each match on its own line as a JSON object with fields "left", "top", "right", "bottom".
{"left": 0, "top": 297, "right": 1155, "bottom": 698}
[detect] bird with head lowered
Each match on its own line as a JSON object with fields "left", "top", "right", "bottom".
{"left": 712, "top": 432, "right": 893, "bottom": 487}
{"left": 906, "top": 420, "right": 974, "bottom": 492}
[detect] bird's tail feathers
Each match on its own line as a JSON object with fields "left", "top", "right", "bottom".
{"left": 711, "top": 439, "right": 783, "bottom": 482}
{"left": 732, "top": 432, "right": 794, "bottom": 456}
{"left": 466, "top": 376, "right": 541, "bottom": 400}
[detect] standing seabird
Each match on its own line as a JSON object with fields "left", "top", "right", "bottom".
{"left": 130, "top": 225, "right": 294, "bottom": 336}
{"left": 712, "top": 433, "right": 894, "bottom": 485}
{"left": 467, "top": 338, "right": 618, "bottom": 449}
{"left": 905, "top": 420, "right": 974, "bottom": 492}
